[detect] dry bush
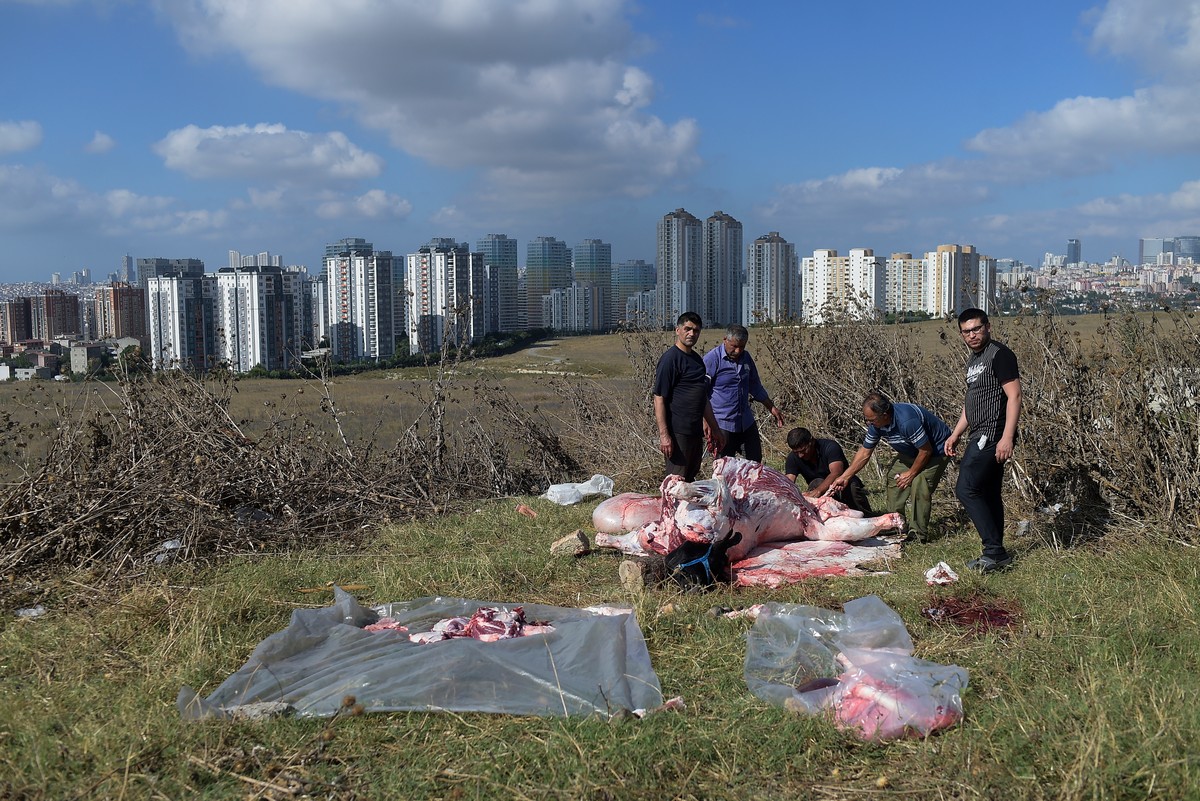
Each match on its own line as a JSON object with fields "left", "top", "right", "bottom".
{"left": 0, "top": 354, "right": 581, "bottom": 583}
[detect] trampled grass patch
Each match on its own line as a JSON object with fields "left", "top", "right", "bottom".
{"left": 3, "top": 494, "right": 1200, "bottom": 800}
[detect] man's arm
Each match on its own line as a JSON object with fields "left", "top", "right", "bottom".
{"left": 945, "top": 408, "right": 968, "bottom": 456}
{"left": 702, "top": 400, "right": 726, "bottom": 452}
{"left": 996, "top": 378, "right": 1022, "bottom": 461}
{"left": 827, "top": 446, "right": 874, "bottom": 494}
{"left": 804, "top": 459, "right": 846, "bottom": 498}
{"left": 653, "top": 395, "right": 673, "bottom": 457}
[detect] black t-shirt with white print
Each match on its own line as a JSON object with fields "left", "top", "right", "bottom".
{"left": 964, "top": 340, "right": 1019, "bottom": 444}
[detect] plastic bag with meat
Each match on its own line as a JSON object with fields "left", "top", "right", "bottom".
{"left": 743, "top": 595, "right": 967, "bottom": 741}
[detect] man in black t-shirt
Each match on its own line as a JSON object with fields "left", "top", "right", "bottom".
{"left": 945, "top": 308, "right": 1022, "bottom": 573}
{"left": 784, "top": 427, "right": 871, "bottom": 514}
{"left": 653, "top": 312, "right": 725, "bottom": 481}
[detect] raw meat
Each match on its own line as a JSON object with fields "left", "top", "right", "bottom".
{"left": 730, "top": 539, "right": 901, "bottom": 588}
{"left": 592, "top": 492, "right": 661, "bottom": 533}
{"left": 594, "top": 458, "right": 903, "bottom": 585}
{"left": 408, "top": 606, "right": 554, "bottom": 644}
{"left": 831, "top": 652, "right": 965, "bottom": 740}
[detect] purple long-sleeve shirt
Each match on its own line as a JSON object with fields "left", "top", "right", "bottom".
{"left": 703, "top": 343, "right": 768, "bottom": 433}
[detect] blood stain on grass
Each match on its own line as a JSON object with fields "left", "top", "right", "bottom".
{"left": 921, "top": 591, "right": 1021, "bottom": 632}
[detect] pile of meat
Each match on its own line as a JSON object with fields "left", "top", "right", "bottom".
{"left": 367, "top": 606, "right": 555, "bottom": 644}
{"left": 594, "top": 457, "right": 904, "bottom": 586}
{"left": 743, "top": 597, "right": 969, "bottom": 741}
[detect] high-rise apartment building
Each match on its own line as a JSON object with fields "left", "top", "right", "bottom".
{"left": 744, "top": 232, "right": 798, "bottom": 324}
{"left": 611, "top": 259, "right": 656, "bottom": 328}
{"left": 211, "top": 266, "right": 307, "bottom": 372}
{"left": 94, "top": 282, "right": 147, "bottom": 340}
{"left": 405, "top": 239, "right": 486, "bottom": 354}
{"left": 572, "top": 238, "right": 612, "bottom": 332}
{"left": 147, "top": 268, "right": 213, "bottom": 370}
{"left": 801, "top": 248, "right": 884, "bottom": 323}
{"left": 657, "top": 208, "right": 703, "bottom": 324}
{"left": 702, "top": 211, "right": 743, "bottom": 326}
{"left": 525, "top": 236, "right": 572, "bottom": 329}
{"left": 883, "top": 253, "right": 928, "bottom": 315}
{"left": 1173, "top": 236, "right": 1200, "bottom": 264}
{"left": 323, "top": 249, "right": 395, "bottom": 362}
{"left": 0, "top": 298, "right": 33, "bottom": 344}
{"left": 542, "top": 283, "right": 605, "bottom": 333}
{"left": 30, "top": 290, "right": 82, "bottom": 340}
{"left": 476, "top": 233, "right": 519, "bottom": 334}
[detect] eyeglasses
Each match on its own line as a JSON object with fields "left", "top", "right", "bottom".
{"left": 960, "top": 324, "right": 986, "bottom": 336}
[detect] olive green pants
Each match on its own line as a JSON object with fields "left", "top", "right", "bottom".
{"left": 885, "top": 453, "right": 950, "bottom": 539}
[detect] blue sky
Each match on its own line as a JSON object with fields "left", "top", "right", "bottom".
{"left": 2, "top": 0, "right": 1199, "bottom": 282}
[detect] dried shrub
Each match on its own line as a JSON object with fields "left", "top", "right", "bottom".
{"left": 0, "top": 353, "right": 581, "bottom": 582}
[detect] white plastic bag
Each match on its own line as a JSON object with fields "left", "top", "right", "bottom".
{"left": 542, "top": 474, "right": 615, "bottom": 505}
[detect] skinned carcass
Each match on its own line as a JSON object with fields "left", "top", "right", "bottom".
{"left": 594, "top": 458, "right": 903, "bottom": 586}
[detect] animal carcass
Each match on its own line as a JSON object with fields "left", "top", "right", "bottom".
{"left": 593, "top": 458, "right": 903, "bottom": 586}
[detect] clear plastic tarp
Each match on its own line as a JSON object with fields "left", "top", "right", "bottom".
{"left": 179, "top": 589, "right": 665, "bottom": 720}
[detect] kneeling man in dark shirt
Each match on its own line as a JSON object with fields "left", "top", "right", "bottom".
{"left": 785, "top": 427, "right": 872, "bottom": 514}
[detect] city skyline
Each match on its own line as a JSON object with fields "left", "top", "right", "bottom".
{"left": 4, "top": 0, "right": 1200, "bottom": 282}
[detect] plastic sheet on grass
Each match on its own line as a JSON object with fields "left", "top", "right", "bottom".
{"left": 179, "top": 589, "right": 665, "bottom": 720}
{"left": 744, "top": 595, "right": 968, "bottom": 740}
{"left": 541, "top": 474, "right": 615, "bottom": 505}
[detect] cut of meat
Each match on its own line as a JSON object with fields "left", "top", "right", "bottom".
{"left": 592, "top": 492, "right": 661, "bottom": 534}
{"left": 407, "top": 606, "right": 554, "bottom": 644}
{"left": 731, "top": 539, "right": 902, "bottom": 588}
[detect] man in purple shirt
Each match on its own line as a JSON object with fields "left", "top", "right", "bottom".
{"left": 702, "top": 324, "right": 785, "bottom": 463}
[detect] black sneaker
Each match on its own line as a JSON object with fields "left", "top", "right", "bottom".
{"left": 966, "top": 554, "right": 1014, "bottom": 574}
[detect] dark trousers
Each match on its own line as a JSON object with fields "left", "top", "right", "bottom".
{"left": 716, "top": 422, "right": 763, "bottom": 462}
{"left": 956, "top": 439, "right": 1008, "bottom": 559}
{"left": 808, "top": 477, "right": 872, "bottom": 515}
{"left": 665, "top": 431, "right": 705, "bottom": 482}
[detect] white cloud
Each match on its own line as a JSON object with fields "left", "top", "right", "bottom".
{"left": 965, "top": 86, "right": 1200, "bottom": 176}
{"left": 153, "top": 123, "right": 383, "bottom": 183}
{"left": 0, "top": 120, "right": 43, "bottom": 155}
{"left": 155, "top": 0, "right": 700, "bottom": 200}
{"left": 85, "top": 130, "right": 116, "bottom": 154}
{"left": 1089, "top": 0, "right": 1200, "bottom": 78}
{"left": 316, "top": 188, "right": 413, "bottom": 220}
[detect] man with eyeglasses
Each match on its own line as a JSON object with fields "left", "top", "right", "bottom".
{"left": 945, "top": 308, "right": 1022, "bottom": 573}
{"left": 653, "top": 312, "right": 725, "bottom": 481}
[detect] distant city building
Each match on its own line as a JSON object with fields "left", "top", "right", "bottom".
{"left": 405, "top": 239, "right": 485, "bottom": 354}
{"left": 0, "top": 298, "right": 33, "bottom": 344}
{"left": 323, "top": 249, "right": 395, "bottom": 362}
{"left": 30, "top": 290, "right": 81, "bottom": 340}
{"left": 476, "top": 233, "right": 520, "bottom": 334}
{"left": 147, "top": 266, "right": 212, "bottom": 370}
{"left": 325, "top": 237, "right": 373, "bottom": 262}
{"left": 611, "top": 259, "right": 656, "bottom": 327}
{"left": 625, "top": 288, "right": 661, "bottom": 327}
{"left": 1067, "top": 239, "right": 1082, "bottom": 265}
{"left": 929, "top": 244, "right": 989, "bottom": 316}
{"left": 212, "top": 265, "right": 306, "bottom": 372}
{"left": 657, "top": 208, "right": 703, "bottom": 324}
{"left": 744, "top": 231, "right": 798, "bottom": 324}
{"left": 525, "top": 236, "right": 572, "bottom": 329}
{"left": 571, "top": 238, "right": 612, "bottom": 332}
{"left": 1139, "top": 238, "right": 1174, "bottom": 266}
{"left": 119, "top": 255, "right": 136, "bottom": 284}
{"left": 1174, "top": 236, "right": 1200, "bottom": 264}
{"left": 883, "top": 253, "right": 928, "bottom": 315}
{"left": 543, "top": 282, "right": 605, "bottom": 333}
{"left": 94, "top": 282, "right": 147, "bottom": 340}
{"left": 702, "top": 211, "right": 743, "bottom": 326}
{"left": 801, "top": 248, "right": 884, "bottom": 323}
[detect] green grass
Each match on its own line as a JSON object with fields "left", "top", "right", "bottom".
{"left": 3, "top": 493, "right": 1199, "bottom": 800}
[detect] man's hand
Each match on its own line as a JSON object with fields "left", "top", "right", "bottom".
{"left": 944, "top": 433, "right": 959, "bottom": 457}
{"left": 996, "top": 436, "right": 1015, "bottom": 462}
{"left": 827, "top": 477, "right": 847, "bottom": 495}
{"left": 659, "top": 432, "right": 673, "bottom": 458}
{"left": 769, "top": 406, "right": 785, "bottom": 429}
{"left": 895, "top": 471, "right": 914, "bottom": 490}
